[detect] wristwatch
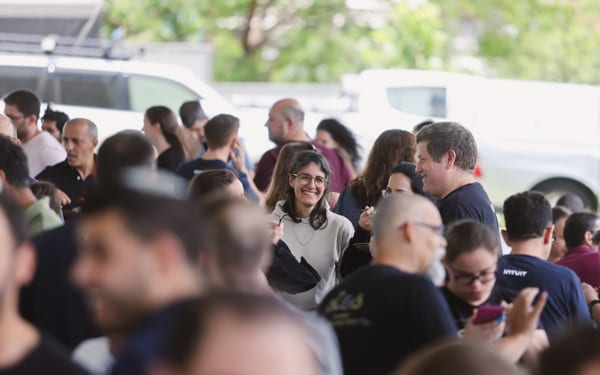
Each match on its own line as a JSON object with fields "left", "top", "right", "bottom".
{"left": 589, "top": 299, "right": 600, "bottom": 309}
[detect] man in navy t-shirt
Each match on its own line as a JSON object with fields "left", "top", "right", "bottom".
{"left": 496, "top": 191, "right": 591, "bottom": 338}
{"left": 416, "top": 122, "right": 498, "bottom": 233}
{"left": 319, "top": 193, "right": 456, "bottom": 375}
{"left": 176, "top": 114, "right": 261, "bottom": 202}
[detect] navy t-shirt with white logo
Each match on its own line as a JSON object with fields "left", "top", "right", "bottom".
{"left": 496, "top": 254, "right": 590, "bottom": 337}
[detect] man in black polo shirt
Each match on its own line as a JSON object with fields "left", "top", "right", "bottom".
{"left": 36, "top": 118, "right": 98, "bottom": 216}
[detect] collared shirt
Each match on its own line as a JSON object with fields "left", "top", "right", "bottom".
{"left": 36, "top": 160, "right": 95, "bottom": 212}
{"left": 556, "top": 245, "right": 600, "bottom": 289}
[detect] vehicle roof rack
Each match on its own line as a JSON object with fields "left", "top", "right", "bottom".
{"left": 0, "top": 32, "right": 137, "bottom": 60}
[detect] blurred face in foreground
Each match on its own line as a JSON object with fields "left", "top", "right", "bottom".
{"left": 183, "top": 311, "right": 318, "bottom": 375}
{"left": 73, "top": 210, "right": 155, "bottom": 334}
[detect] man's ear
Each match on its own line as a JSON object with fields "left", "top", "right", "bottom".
{"left": 153, "top": 232, "right": 187, "bottom": 275}
{"left": 500, "top": 229, "right": 511, "bottom": 247}
{"left": 542, "top": 225, "right": 554, "bottom": 245}
{"left": 445, "top": 149, "right": 457, "bottom": 169}
{"left": 584, "top": 231, "right": 594, "bottom": 248}
{"left": 14, "top": 243, "right": 36, "bottom": 287}
{"left": 0, "top": 170, "right": 6, "bottom": 186}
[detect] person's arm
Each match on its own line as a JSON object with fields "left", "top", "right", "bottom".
{"left": 231, "top": 139, "right": 264, "bottom": 204}
{"left": 581, "top": 282, "right": 600, "bottom": 324}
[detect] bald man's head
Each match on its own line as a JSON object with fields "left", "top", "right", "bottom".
{"left": 373, "top": 193, "right": 439, "bottom": 242}
{"left": 265, "top": 98, "right": 305, "bottom": 144}
{"left": 372, "top": 193, "right": 446, "bottom": 273}
{"left": 0, "top": 114, "right": 16, "bottom": 139}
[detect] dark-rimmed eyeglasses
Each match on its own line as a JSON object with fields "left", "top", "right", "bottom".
{"left": 448, "top": 265, "right": 496, "bottom": 286}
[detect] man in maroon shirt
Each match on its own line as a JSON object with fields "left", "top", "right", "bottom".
{"left": 253, "top": 98, "right": 351, "bottom": 193}
{"left": 557, "top": 212, "right": 600, "bottom": 288}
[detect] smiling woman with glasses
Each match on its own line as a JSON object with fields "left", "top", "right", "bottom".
{"left": 266, "top": 150, "right": 354, "bottom": 310}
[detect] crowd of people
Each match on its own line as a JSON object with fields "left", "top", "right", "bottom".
{"left": 0, "top": 89, "right": 599, "bottom": 375}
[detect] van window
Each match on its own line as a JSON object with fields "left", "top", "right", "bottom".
{"left": 386, "top": 87, "right": 447, "bottom": 118}
{"left": 47, "top": 71, "right": 128, "bottom": 110}
{"left": 0, "top": 66, "right": 46, "bottom": 98}
{"left": 128, "top": 75, "right": 200, "bottom": 113}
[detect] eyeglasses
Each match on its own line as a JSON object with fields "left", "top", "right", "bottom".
{"left": 291, "top": 173, "right": 327, "bottom": 188}
{"left": 381, "top": 187, "right": 407, "bottom": 197}
{"left": 399, "top": 221, "right": 445, "bottom": 236}
{"left": 448, "top": 265, "right": 496, "bottom": 286}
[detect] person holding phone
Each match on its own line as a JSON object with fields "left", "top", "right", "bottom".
{"left": 442, "top": 220, "right": 549, "bottom": 364}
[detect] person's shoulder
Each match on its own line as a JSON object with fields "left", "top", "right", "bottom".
{"left": 328, "top": 210, "right": 354, "bottom": 228}
{"left": 258, "top": 145, "right": 281, "bottom": 161}
{"left": 18, "top": 336, "right": 87, "bottom": 374}
{"left": 38, "top": 131, "right": 65, "bottom": 149}
{"left": 36, "top": 160, "right": 68, "bottom": 178}
{"left": 175, "top": 158, "right": 199, "bottom": 176}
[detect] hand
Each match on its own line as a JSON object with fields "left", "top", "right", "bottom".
{"left": 358, "top": 206, "right": 375, "bottom": 231}
{"left": 56, "top": 189, "right": 71, "bottom": 207}
{"left": 581, "top": 282, "right": 599, "bottom": 303}
{"left": 506, "top": 287, "right": 547, "bottom": 338}
{"left": 463, "top": 309, "right": 505, "bottom": 342}
{"left": 269, "top": 220, "right": 284, "bottom": 245}
{"left": 230, "top": 139, "right": 247, "bottom": 174}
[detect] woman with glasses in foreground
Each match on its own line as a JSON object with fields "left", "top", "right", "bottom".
{"left": 441, "top": 220, "right": 549, "bottom": 364}
{"left": 267, "top": 150, "right": 354, "bottom": 310}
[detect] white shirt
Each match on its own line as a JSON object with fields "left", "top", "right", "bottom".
{"left": 268, "top": 202, "right": 354, "bottom": 310}
{"left": 72, "top": 337, "right": 114, "bottom": 375}
{"left": 22, "top": 131, "right": 66, "bottom": 176}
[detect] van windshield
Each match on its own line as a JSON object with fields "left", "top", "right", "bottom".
{"left": 386, "top": 86, "right": 447, "bottom": 118}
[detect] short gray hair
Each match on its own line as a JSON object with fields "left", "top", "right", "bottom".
{"left": 66, "top": 118, "right": 98, "bottom": 142}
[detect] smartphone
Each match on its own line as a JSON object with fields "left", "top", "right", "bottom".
{"left": 473, "top": 305, "right": 504, "bottom": 324}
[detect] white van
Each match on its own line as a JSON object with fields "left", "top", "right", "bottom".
{"left": 344, "top": 69, "right": 600, "bottom": 210}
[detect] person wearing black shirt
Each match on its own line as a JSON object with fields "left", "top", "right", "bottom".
{"left": 0, "top": 192, "right": 85, "bottom": 374}
{"left": 416, "top": 122, "right": 499, "bottom": 233}
{"left": 36, "top": 118, "right": 98, "bottom": 216}
{"left": 319, "top": 193, "right": 456, "bottom": 375}
{"left": 143, "top": 106, "right": 200, "bottom": 172}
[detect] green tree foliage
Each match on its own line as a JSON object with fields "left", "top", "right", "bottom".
{"left": 432, "top": 0, "right": 600, "bottom": 83}
{"left": 104, "top": 0, "right": 600, "bottom": 83}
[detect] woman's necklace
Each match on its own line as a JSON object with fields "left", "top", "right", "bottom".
{"left": 280, "top": 212, "right": 317, "bottom": 247}
{"left": 291, "top": 220, "right": 317, "bottom": 247}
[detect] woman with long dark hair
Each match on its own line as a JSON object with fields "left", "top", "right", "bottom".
{"left": 316, "top": 118, "right": 362, "bottom": 178}
{"left": 267, "top": 150, "right": 354, "bottom": 310}
{"left": 143, "top": 106, "right": 200, "bottom": 171}
{"left": 334, "top": 129, "right": 416, "bottom": 228}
